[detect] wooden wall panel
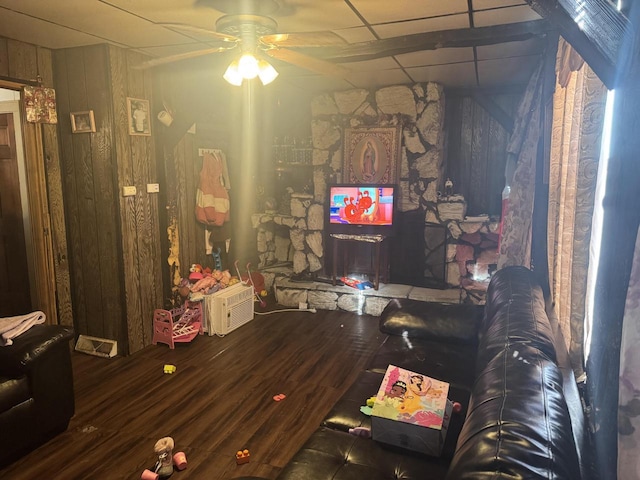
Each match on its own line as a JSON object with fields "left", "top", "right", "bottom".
{"left": 174, "top": 133, "right": 205, "bottom": 276}
{"left": 39, "top": 47, "right": 73, "bottom": 327}
{"left": 54, "top": 45, "right": 126, "bottom": 344}
{"left": 445, "top": 92, "right": 521, "bottom": 216}
{"left": 0, "top": 38, "right": 8, "bottom": 77}
{"left": 106, "top": 46, "right": 163, "bottom": 354}
{"left": 84, "top": 46, "right": 122, "bottom": 343}
{"left": 54, "top": 49, "right": 88, "bottom": 333}
{"left": 108, "top": 46, "right": 143, "bottom": 354}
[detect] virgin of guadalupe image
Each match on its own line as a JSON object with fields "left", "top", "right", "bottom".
{"left": 361, "top": 140, "right": 377, "bottom": 181}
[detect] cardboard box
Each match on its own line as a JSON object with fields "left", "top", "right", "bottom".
{"left": 371, "top": 365, "right": 452, "bottom": 456}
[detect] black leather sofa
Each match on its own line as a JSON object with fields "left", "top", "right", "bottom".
{"left": 269, "top": 266, "right": 589, "bottom": 479}
{"left": 0, "top": 324, "right": 75, "bottom": 468}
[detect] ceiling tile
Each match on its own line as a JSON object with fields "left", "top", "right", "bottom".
{"left": 334, "top": 26, "right": 377, "bottom": 44}
{"left": 274, "top": 0, "right": 364, "bottom": 32}
{"left": 349, "top": 0, "right": 469, "bottom": 24}
{"left": 342, "top": 57, "right": 399, "bottom": 71}
{"left": 346, "top": 68, "right": 413, "bottom": 89}
{"left": 472, "top": 0, "right": 527, "bottom": 10}
{"left": 372, "top": 14, "right": 470, "bottom": 39}
{"left": 395, "top": 47, "right": 475, "bottom": 68}
{"left": 473, "top": 5, "right": 541, "bottom": 27}
{"left": 476, "top": 56, "right": 540, "bottom": 86}
{"left": 405, "top": 63, "right": 478, "bottom": 87}
{"left": 279, "top": 75, "right": 353, "bottom": 93}
{"left": 476, "top": 38, "right": 544, "bottom": 60}
{"left": 0, "top": 8, "right": 107, "bottom": 49}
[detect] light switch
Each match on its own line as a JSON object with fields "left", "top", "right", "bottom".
{"left": 122, "top": 186, "right": 136, "bottom": 197}
{"left": 147, "top": 183, "right": 160, "bottom": 193}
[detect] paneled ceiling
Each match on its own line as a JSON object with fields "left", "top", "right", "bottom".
{"left": 0, "top": 0, "right": 547, "bottom": 91}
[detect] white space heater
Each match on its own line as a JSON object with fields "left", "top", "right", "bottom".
{"left": 203, "top": 283, "right": 255, "bottom": 336}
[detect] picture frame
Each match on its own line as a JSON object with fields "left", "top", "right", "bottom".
{"left": 126, "top": 97, "right": 151, "bottom": 136}
{"left": 24, "top": 86, "right": 58, "bottom": 124}
{"left": 342, "top": 126, "right": 402, "bottom": 185}
{"left": 70, "top": 110, "right": 96, "bottom": 133}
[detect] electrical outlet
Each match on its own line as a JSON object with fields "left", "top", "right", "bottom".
{"left": 146, "top": 183, "right": 159, "bottom": 193}
{"left": 122, "top": 186, "right": 136, "bottom": 197}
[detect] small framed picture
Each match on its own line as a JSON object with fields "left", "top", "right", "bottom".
{"left": 127, "top": 97, "right": 151, "bottom": 136}
{"left": 70, "top": 110, "right": 96, "bottom": 133}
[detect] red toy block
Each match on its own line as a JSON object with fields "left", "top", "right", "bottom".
{"left": 273, "top": 393, "right": 286, "bottom": 401}
{"left": 236, "top": 449, "right": 250, "bottom": 465}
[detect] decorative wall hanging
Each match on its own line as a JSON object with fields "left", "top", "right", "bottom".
{"left": 23, "top": 86, "right": 58, "bottom": 124}
{"left": 126, "top": 97, "right": 151, "bottom": 136}
{"left": 70, "top": 110, "right": 96, "bottom": 133}
{"left": 342, "top": 126, "right": 401, "bottom": 184}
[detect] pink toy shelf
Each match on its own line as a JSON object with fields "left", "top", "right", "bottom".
{"left": 152, "top": 301, "right": 203, "bottom": 349}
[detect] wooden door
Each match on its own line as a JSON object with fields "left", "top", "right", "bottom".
{"left": 0, "top": 113, "right": 31, "bottom": 316}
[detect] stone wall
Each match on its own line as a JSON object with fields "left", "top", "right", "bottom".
{"left": 258, "top": 82, "right": 496, "bottom": 304}
{"left": 310, "top": 83, "right": 446, "bottom": 214}
{"left": 251, "top": 192, "right": 324, "bottom": 274}
{"left": 309, "top": 83, "right": 453, "bottom": 283}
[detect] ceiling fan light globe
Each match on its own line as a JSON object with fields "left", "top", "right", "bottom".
{"left": 258, "top": 59, "right": 278, "bottom": 85}
{"left": 223, "top": 60, "right": 243, "bottom": 86}
{"left": 238, "top": 53, "right": 259, "bottom": 79}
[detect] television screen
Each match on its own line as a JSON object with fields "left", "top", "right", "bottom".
{"left": 327, "top": 184, "right": 397, "bottom": 235}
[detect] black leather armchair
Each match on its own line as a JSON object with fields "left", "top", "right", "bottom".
{"left": 0, "top": 324, "right": 75, "bottom": 468}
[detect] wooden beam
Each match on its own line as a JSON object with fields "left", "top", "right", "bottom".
{"left": 311, "top": 20, "right": 551, "bottom": 63}
{"left": 525, "top": 0, "right": 629, "bottom": 88}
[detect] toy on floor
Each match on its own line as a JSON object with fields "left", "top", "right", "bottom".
{"left": 140, "top": 437, "right": 188, "bottom": 479}
{"left": 236, "top": 449, "right": 250, "bottom": 465}
{"left": 152, "top": 300, "right": 203, "bottom": 349}
{"left": 234, "top": 260, "right": 266, "bottom": 307}
{"left": 273, "top": 393, "right": 286, "bottom": 401}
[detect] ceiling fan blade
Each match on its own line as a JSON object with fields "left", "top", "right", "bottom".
{"left": 134, "top": 47, "right": 232, "bottom": 69}
{"left": 260, "top": 31, "right": 347, "bottom": 47}
{"left": 265, "top": 48, "right": 349, "bottom": 78}
{"left": 158, "top": 23, "right": 240, "bottom": 43}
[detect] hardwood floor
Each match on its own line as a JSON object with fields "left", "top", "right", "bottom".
{"left": 0, "top": 308, "right": 385, "bottom": 480}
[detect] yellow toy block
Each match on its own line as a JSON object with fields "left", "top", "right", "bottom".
{"left": 163, "top": 364, "right": 177, "bottom": 374}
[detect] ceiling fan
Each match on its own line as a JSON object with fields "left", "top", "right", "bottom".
{"left": 137, "top": 0, "right": 350, "bottom": 85}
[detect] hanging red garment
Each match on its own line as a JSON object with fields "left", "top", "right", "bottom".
{"left": 195, "top": 151, "right": 230, "bottom": 226}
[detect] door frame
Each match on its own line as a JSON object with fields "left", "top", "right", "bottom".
{"left": 0, "top": 80, "right": 58, "bottom": 323}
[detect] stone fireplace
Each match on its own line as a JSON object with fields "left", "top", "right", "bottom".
{"left": 253, "top": 82, "right": 499, "bottom": 303}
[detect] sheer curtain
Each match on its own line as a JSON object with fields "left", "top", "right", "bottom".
{"left": 547, "top": 38, "right": 607, "bottom": 378}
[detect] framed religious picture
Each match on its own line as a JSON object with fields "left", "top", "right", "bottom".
{"left": 342, "top": 126, "right": 401, "bottom": 184}
{"left": 126, "top": 97, "right": 151, "bottom": 136}
{"left": 70, "top": 110, "right": 96, "bottom": 133}
{"left": 23, "top": 85, "right": 58, "bottom": 124}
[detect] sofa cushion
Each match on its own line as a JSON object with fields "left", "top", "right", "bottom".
{"left": 277, "top": 427, "right": 450, "bottom": 480}
{"left": 379, "top": 300, "right": 483, "bottom": 345}
{"left": 322, "top": 370, "right": 382, "bottom": 432}
{"left": 367, "top": 335, "right": 477, "bottom": 391}
{"left": 0, "top": 376, "right": 30, "bottom": 414}
{"left": 446, "top": 347, "right": 581, "bottom": 479}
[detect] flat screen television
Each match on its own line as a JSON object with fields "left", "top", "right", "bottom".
{"left": 326, "top": 184, "right": 398, "bottom": 236}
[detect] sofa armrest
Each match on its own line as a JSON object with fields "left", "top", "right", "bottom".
{"left": 0, "top": 325, "right": 74, "bottom": 377}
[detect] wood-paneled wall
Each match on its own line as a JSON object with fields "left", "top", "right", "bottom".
{"left": 0, "top": 36, "right": 73, "bottom": 327}
{"left": 54, "top": 45, "right": 163, "bottom": 355}
{"left": 445, "top": 92, "right": 521, "bottom": 216}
